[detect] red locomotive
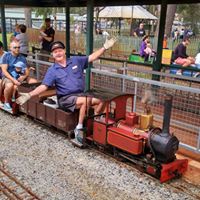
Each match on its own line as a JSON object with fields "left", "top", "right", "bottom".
{"left": 76, "top": 90, "right": 188, "bottom": 183}
{"left": 0, "top": 84, "right": 188, "bottom": 183}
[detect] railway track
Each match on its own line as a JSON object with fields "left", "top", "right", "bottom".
{"left": 0, "top": 163, "right": 41, "bottom": 200}
{"left": 89, "top": 145, "right": 200, "bottom": 200}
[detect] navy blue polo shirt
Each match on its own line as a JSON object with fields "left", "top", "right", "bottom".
{"left": 42, "top": 56, "right": 88, "bottom": 96}
{"left": 2, "top": 52, "right": 27, "bottom": 76}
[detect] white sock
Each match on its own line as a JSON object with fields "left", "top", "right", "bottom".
{"left": 76, "top": 124, "right": 83, "bottom": 130}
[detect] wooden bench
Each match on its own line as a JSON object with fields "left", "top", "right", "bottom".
{"left": 129, "top": 53, "right": 154, "bottom": 64}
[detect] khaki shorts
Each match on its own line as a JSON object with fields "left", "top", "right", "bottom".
{"left": 2, "top": 77, "right": 28, "bottom": 86}
{"left": 2, "top": 77, "right": 13, "bottom": 86}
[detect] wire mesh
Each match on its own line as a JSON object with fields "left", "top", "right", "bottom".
{"left": 91, "top": 69, "right": 200, "bottom": 153}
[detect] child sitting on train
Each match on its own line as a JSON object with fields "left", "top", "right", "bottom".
{"left": 10, "top": 61, "right": 25, "bottom": 101}
{"left": 144, "top": 41, "right": 156, "bottom": 57}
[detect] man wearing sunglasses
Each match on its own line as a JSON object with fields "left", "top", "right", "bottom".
{"left": 1, "top": 40, "right": 37, "bottom": 111}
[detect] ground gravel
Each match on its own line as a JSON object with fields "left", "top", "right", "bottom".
{"left": 0, "top": 111, "right": 199, "bottom": 200}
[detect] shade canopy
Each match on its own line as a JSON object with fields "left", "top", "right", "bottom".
{"left": 97, "top": 6, "right": 157, "bottom": 20}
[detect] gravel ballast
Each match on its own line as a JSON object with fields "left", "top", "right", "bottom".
{"left": 0, "top": 111, "right": 199, "bottom": 200}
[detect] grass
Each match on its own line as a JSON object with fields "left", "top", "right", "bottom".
{"left": 0, "top": 33, "right": 13, "bottom": 45}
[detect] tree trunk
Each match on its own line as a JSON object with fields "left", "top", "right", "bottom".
{"left": 24, "top": 8, "right": 32, "bottom": 28}
{"left": 165, "top": 5, "right": 177, "bottom": 37}
{"left": 155, "top": 5, "right": 161, "bottom": 37}
{"left": 53, "top": 7, "right": 57, "bottom": 31}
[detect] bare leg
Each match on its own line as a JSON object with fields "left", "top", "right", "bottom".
{"left": 182, "top": 59, "right": 192, "bottom": 67}
{"left": 12, "top": 85, "right": 18, "bottom": 99}
{"left": 26, "top": 77, "right": 38, "bottom": 84}
{"left": 4, "top": 82, "right": 14, "bottom": 103}
{"left": 75, "top": 96, "right": 91, "bottom": 124}
{"left": 91, "top": 97, "right": 105, "bottom": 115}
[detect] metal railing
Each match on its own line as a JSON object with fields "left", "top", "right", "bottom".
{"left": 26, "top": 55, "right": 200, "bottom": 154}
{"left": 90, "top": 68, "right": 200, "bottom": 153}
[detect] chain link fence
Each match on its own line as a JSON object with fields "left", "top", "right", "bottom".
{"left": 26, "top": 56, "right": 200, "bottom": 154}
{"left": 91, "top": 68, "right": 200, "bottom": 153}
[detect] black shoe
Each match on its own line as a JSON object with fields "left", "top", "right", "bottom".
{"left": 44, "top": 98, "right": 56, "bottom": 105}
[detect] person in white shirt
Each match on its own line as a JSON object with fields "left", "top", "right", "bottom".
{"left": 15, "top": 24, "right": 29, "bottom": 57}
{"left": 195, "top": 53, "right": 200, "bottom": 68}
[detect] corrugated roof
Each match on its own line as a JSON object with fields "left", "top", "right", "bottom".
{"left": 97, "top": 6, "right": 157, "bottom": 20}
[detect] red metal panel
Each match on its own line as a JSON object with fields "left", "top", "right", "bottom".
{"left": 36, "top": 103, "right": 46, "bottom": 121}
{"left": 107, "top": 128, "right": 143, "bottom": 155}
{"left": 125, "top": 112, "right": 139, "bottom": 126}
{"left": 160, "top": 159, "right": 188, "bottom": 183}
{"left": 93, "top": 121, "right": 107, "bottom": 145}
{"left": 45, "top": 106, "right": 56, "bottom": 127}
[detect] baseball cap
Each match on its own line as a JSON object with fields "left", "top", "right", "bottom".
{"left": 13, "top": 61, "right": 26, "bottom": 69}
{"left": 50, "top": 41, "right": 65, "bottom": 52}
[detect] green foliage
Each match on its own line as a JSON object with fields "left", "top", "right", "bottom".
{"left": 32, "top": 8, "right": 53, "bottom": 19}
{"left": 177, "top": 4, "right": 200, "bottom": 34}
{"left": 70, "top": 7, "right": 87, "bottom": 16}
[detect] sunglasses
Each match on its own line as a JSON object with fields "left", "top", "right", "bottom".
{"left": 13, "top": 46, "right": 20, "bottom": 49}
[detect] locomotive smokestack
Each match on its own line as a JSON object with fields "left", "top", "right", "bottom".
{"left": 162, "top": 95, "right": 173, "bottom": 136}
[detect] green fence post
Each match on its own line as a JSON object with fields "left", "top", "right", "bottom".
{"left": 153, "top": 1, "right": 167, "bottom": 81}
{"left": 65, "top": 2, "right": 70, "bottom": 58}
{"left": 85, "top": 0, "right": 94, "bottom": 92}
{"left": 0, "top": 3, "right": 7, "bottom": 51}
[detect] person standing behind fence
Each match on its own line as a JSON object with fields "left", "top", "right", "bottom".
{"left": 15, "top": 24, "right": 29, "bottom": 57}
{"left": 134, "top": 23, "right": 146, "bottom": 37}
{"left": 40, "top": 18, "right": 55, "bottom": 61}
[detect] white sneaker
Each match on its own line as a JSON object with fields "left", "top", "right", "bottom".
{"left": 0, "top": 101, "right": 3, "bottom": 107}
{"left": 176, "top": 71, "right": 182, "bottom": 75}
{"left": 3, "top": 103, "right": 12, "bottom": 111}
{"left": 74, "top": 128, "right": 84, "bottom": 144}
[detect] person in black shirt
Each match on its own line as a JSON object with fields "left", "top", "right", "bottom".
{"left": 134, "top": 23, "right": 146, "bottom": 37}
{"left": 39, "top": 18, "right": 55, "bottom": 61}
{"left": 174, "top": 37, "right": 195, "bottom": 67}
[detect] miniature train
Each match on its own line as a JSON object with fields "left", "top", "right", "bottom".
{"left": 0, "top": 83, "right": 188, "bottom": 183}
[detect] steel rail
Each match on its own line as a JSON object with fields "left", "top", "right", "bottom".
{"left": 0, "top": 166, "right": 41, "bottom": 200}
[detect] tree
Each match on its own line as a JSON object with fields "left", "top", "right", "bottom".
{"left": 24, "top": 8, "right": 32, "bottom": 28}
{"left": 177, "top": 4, "right": 200, "bottom": 34}
{"left": 165, "top": 5, "right": 177, "bottom": 37}
{"left": 32, "top": 8, "right": 53, "bottom": 19}
{"left": 94, "top": 7, "right": 105, "bottom": 23}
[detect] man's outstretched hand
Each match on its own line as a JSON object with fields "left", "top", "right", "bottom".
{"left": 16, "top": 93, "right": 31, "bottom": 105}
{"left": 103, "top": 37, "right": 117, "bottom": 50}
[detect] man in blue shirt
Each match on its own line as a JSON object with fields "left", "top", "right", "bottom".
{"left": 1, "top": 40, "right": 37, "bottom": 111}
{"left": 16, "top": 37, "right": 117, "bottom": 144}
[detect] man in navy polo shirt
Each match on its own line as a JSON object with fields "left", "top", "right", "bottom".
{"left": 16, "top": 37, "right": 117, "bottom": 144}
{"left": 1, "top": 40, "right": 37, "bottom": 111}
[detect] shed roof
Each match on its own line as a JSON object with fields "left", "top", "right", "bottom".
{"left": 97, "top": 6, "right": 157, "bottom": 20}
